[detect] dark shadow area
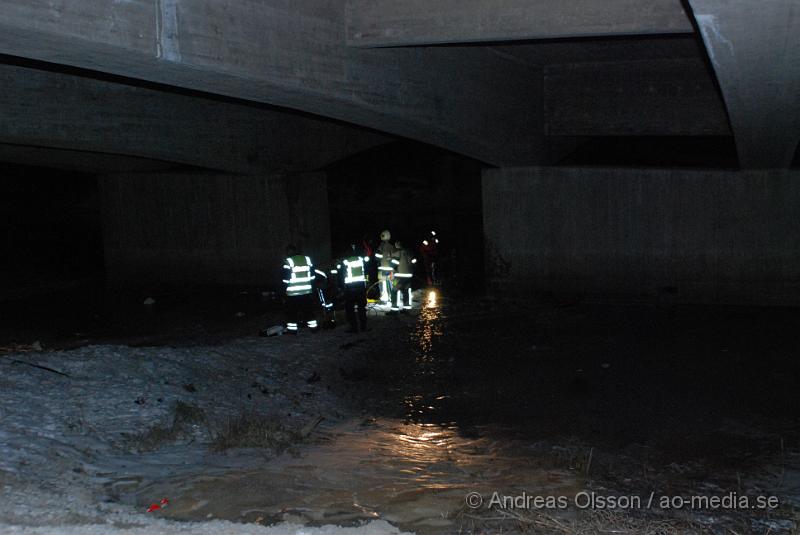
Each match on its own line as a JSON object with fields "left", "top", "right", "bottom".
{"left": 0, "top": 163, "right": 103, "bottom": 299}
{"left": 326, "top": 140, "right": 485, "bottom": 292}
{"left": 551, "top": 135, "right": 740, "bottom": 168}
{"left": 0, "top": 164, "right": 286, "bottom": 351}
{"left": 336, "top": 296, "right": 800, "bottom": 465}
{"left": 0, "top": 163, "right": 104, "bottom": 348}
{"left": 0, "top": 281, "right": 286, "bottom": 352}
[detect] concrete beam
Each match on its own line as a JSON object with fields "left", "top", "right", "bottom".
{"left": 0, "top": 64, "right": 389, "bottom": 174}
{"left": 0, "top": 1, "right": 544, "bottom": 166}
{"left": 491, "top": 36, "right": 706, "bottom": 67}
{"left": 346, "top": 0, "right": 693, "bottom": 47}
{"left": 545, "top": 59, "right": 731, "bottom": 136}
{"left": 687, "top": 0, "right": 800, "bottom": 168}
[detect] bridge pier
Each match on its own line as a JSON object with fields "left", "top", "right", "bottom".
{"left": 687, "top": 0, "right": 800, "bottom": 168}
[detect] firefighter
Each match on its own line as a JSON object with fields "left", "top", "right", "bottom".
{"left": 420, "top": 230, "right": 439, "bottom": 286}
{"left": 374, "top": 229, "right": 396, "bottom": 302}
{"left": 336, "top": 242, "right": 370, "bottom": 333}
{"left": 389, "top": 240, "right": 416, "bottom": 314}
{"left": 281, "top": 245, "right": 319, "bottom": 333}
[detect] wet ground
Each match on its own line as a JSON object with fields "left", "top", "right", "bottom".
{"left": 127, "top": 291, "right": 800, "bottom": 533}
{"left": 4, "top": 282, "right": 800, "bottom": 533}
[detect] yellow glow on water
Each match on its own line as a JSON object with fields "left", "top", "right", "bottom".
{"left": 426, "top": 290, "right": 437, "bottom": 308}
{"left": 414, "top": 290, "right": 442, "bottom": 358}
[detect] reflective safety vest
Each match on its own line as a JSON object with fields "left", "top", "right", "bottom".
{"left": 392, "top": 249, "right": 416, "bottom": 278}
{"left": 283, "top": 255, "right": 315, "bottom": 296}
{"left": 375, "top": 241, "right": 396, "bottom": 272}
{"left": 340, "top": 255, "right": 367, "bottom": 286}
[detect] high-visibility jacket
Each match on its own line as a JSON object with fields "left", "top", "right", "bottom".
{"left": 391, "top": 248, "right": 416, "bottom": 278}
{"left": 337, "top": 255, "right": 369, "bottom": 287}
{"left": 283, "top": 255, "right": 315, "bottom": 296}
{"left": 374, "top": 241, "right": 396, "bottom": 273}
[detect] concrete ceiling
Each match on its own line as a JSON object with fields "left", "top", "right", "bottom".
{"left": 0, "top": 0, "right": 796, "bottom": 169}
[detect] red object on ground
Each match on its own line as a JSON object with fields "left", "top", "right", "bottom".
{"left": 147, "top": 498, "right": 169, "bottom": 512}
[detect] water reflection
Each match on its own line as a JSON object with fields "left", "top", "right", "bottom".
{"left": 426, "top": 290, "right": 437, "bottom": 309}
{"left": 413, "top": 289, "right": 442, "bottom": 357}
{"left": 406, "top": 290, "right": 446, "bottom": 420}
{"left": 144, "top": 418, "right": 582, "bottom": 533}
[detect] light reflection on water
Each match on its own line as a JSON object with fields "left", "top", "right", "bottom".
{"left": 413, "top": 290, "right": 443, "bottom": 357}
{"left": 405, "top": 289, "right": 447, "bottom": 420}
{"left": 145, "top": 418, "right": 581, "bottom": 533}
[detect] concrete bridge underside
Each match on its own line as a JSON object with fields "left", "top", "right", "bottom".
{"left": 1, "top": 1, "right": 798, "bottom": 301}
{"left": 0, "top": 0, "right": 796, "bottom": 169}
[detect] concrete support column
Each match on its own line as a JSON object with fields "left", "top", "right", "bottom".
{"left": 99, "top": 172, "right": 331, "bottom": 286}
{"left": 687, "top": 0, "right": 800, "bottom": 168}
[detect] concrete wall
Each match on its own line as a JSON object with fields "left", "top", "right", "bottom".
{"left": 483, "top": 167, "right": 800, "bottom": 304}
{"left": 99, "top": 172, "right": 330, "bottom": 286}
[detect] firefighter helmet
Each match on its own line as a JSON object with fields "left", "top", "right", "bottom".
{"left": 380, "top": 229, "right": 391, "bottom": 241}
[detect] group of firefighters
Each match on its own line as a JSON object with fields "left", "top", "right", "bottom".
{"left": 278, "top": 229, "right": 438, "bottom": 335}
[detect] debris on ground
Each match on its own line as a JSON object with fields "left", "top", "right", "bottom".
{"left": 301, "top": 416, "right": 324, "bottom": 437}
{"left": 261, "top": 325, "right": 286, "bottom": 337}
{"left": 146, "top": 498, "right": 170, "bottom": 513}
